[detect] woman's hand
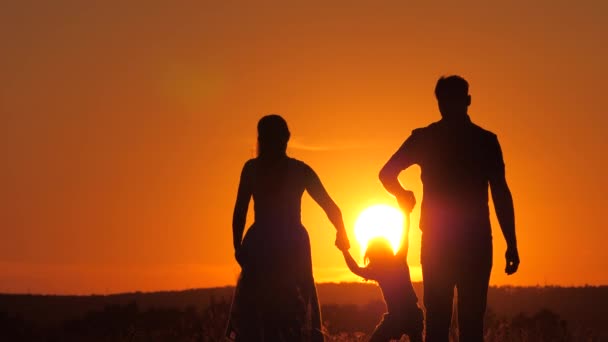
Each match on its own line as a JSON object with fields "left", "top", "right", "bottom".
{"left": 335, "top": 229, "right": 350, "bottom": 251}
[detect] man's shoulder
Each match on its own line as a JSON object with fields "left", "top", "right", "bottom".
{"left": 243, "top": 158, "right": 257, "bottom": 169}
{"left": 411, "top": 121, "right": 441, "bottom": 136}
{"left": 407, "top": 119, "right": 499, "bottom": 144}
{"left": 470, "top": 122, "right": 498, "bottom": 141}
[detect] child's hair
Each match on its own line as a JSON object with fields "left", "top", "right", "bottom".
{"left": 364, "top": 237, "right": 395, "bottom": 265}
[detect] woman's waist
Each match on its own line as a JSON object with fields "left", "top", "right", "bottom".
{"left": 251, "top": 218, "right": 304, "bottom": 229}
{"left": 244, "top": 221, "right": 308, "bottom": 245}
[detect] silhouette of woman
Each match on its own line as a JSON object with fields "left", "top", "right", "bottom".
{"left": 226, "top": 115, "right": 349, "bottom": 342}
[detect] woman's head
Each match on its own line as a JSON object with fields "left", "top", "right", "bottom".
{"left": 364, "top": 237, "right": 395, "bottom": 266}
{"left": 257, "top": 114, "right": 290, "bottom": 159}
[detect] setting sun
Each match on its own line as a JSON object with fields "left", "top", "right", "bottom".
{"left": 354, "top": 204, "right": 405, "bottom": 256}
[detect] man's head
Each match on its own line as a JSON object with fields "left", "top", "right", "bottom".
{"left": 434, "top": 75, "right": 471, "bottom": 120}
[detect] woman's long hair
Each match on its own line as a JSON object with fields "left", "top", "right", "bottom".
{"left": 257, "top": 114, "right": 290, "bottom": 160}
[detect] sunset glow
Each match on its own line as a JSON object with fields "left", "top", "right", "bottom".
{"left": 354, "top": 205, "right": 404, "bottom": 257}
{"left": 0, "top": 1, "right": 606, "bottom": 295}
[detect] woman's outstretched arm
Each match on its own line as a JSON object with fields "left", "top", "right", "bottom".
{"left": 233, "top": 161, "right": 253, "bottom": 258}
{"left": 304, "top": 165, "right": 349, "bottom": 250}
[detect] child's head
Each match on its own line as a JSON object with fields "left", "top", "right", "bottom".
{"left": 364, "top": 237, "right": 395, "bottom": 266}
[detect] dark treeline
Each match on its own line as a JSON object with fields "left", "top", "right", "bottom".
{"left": 0, "top": 298, "right": 230, "bottom": 342}
{"left": 0, "top": 298, "right": 602, "bottom": 341}
{"left": 0, "top": 287, "right": 235, "bottom": 325}
{"left": 1, "top": 284, "right": 606, "bottom": 341}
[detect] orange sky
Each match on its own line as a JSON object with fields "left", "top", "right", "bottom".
{"left": 0, "top": 1, "right": 606, "bottom": 294}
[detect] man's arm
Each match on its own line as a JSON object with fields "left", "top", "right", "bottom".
{"left": 379, "top": 132, "right": 420, "bottom": 212}
{"left": 379, "top": 161, "right": 414, "bottom": 203}
{"left": 491, "top": 177, "right": 516, "bottom": 247}
{"left": 490, "top": 176, "right": 519, "bottom": 274}
{"left": 489, "top": 137, "right": 519, "bottom": 275}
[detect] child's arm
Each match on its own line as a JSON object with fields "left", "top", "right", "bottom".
{"left": 342, "top": 249, "right": 373, "bottom": 279}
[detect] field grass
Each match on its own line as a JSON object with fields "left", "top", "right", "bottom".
{"left": 1, "top": 283, "right": 606, "bottom": 341}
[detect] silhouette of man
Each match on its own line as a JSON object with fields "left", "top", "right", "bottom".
{"left": 379, "top": 75, "right": 519, "bottom": 342}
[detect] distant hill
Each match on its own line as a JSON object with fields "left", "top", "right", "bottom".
{"left": 0, "top": 282, "right": 387, "bottom": 325}
{"left": 0, "top": 286, "right": 234, "bottom": 325}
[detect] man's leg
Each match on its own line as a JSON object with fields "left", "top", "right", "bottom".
{"left": 456, "top": 250, "right": 492, "bottom": 342}
{"left": 404, "top": 306, "right": 424, "bottom": 342}
{"left": 368, "top": 314, "right": 401, "bottom": 342}
{"left": 407, "top": 331, "right": 424, "bottom": 342}
{"left": 422, "top": 262, "right": 455, "bottom": 342}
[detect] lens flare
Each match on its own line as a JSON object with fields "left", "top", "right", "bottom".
{"left": 354, "top": 204, "right": 404, "bottom": 256}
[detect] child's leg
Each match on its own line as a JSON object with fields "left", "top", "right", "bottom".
{"left": 422, "top": 262, "right": 455, "bottom": 342}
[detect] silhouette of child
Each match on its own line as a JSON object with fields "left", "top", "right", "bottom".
{"left": 340, "top": 213, "right": 423, "bottom": 342}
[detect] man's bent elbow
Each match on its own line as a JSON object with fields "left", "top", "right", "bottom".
{"left": 378, "top": 166, "right": 395, "bottom": 186}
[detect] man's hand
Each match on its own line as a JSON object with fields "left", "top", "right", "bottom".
{"left": 335, "top": 229, "right": 350, "bottom": 251}
{"left": 505, "top": 246, "right": 520, "bottom": 275}
{"left": 397, "top": 190, "right": 416, "bottom": 213}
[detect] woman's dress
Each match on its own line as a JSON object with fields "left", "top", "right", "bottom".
{"left": 226, "top": 157, "right": 324, "bottom": 341}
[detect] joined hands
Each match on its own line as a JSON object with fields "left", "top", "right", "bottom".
{"left": 335, "top": 229, "right": 350, "bottom": 251}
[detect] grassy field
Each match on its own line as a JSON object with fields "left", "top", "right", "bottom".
{"left": 1, "top": 283, "right": 606, "bottom": 341}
